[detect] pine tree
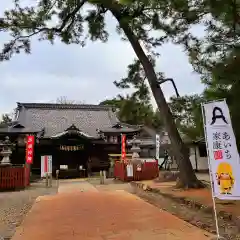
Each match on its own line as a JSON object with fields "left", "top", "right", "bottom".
{"left": 0, "top": 0, "right": 205, "bottom": 188}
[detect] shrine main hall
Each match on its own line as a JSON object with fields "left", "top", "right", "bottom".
{"left": 0, "top": 102, "right": 144, "bottom": 176}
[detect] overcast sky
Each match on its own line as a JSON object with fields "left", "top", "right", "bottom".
{"left": 0, "top": 1, "right": 204, "bottom": 116}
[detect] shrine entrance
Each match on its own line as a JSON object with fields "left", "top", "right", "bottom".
{"left": 57, "top": 144, "right": 89, "bottom": 169}
{"left": 51, "top": 125, "right": 93, "bottom": 178}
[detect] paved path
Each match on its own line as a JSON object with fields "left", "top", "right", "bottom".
{"left": 12, "top": 181, "right": 213, "bottom": 240}
{"left": 58, "top": 179, "right": 98, "bottom": 193}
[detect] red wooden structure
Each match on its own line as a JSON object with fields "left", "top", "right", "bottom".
{"left": 114, "top": 160, "right": 159, "bottom": 181}
{"left": 0, "top": 165, "right": 30, "bottom": 190}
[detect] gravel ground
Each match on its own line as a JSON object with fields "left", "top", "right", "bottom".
{"left": 0, "top": 180, "right": 58, "bottom": 240}
{"left": 130, "top": 185, "right": 240, "bottom": 240}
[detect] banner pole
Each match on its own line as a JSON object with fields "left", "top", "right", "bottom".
{"left": 201, "top": 103, "right": 221, "bottom": 239}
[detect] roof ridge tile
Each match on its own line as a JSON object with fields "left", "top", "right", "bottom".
{"left": 17, "top": 102, "right": 114, "bottom": 111}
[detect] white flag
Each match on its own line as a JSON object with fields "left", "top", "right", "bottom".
{"left": 203, "top": 100, "right": 240, "bottom": 200}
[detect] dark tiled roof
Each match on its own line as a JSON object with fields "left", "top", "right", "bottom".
{"left": 100, "top": 122, "right": 140, "bottom": 133}
{"left": 0, "top": 127, "right": 38, "bottom": 134}
{"left": 16, "top": 102, "right": 120, "bottom": 138}
{"left": 100, "top": 128, "right": 140, "bottom": 133}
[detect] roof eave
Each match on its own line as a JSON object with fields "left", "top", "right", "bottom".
{"left": 99, "top": 128, "right": 141, "bottom": 134}
{"left": 50, "top": 131, "right": 98, "bottom": 140}
{"left": 0, "top": 127, "right": 40, "bottom": 135}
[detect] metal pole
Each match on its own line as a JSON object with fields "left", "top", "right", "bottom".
{"left": 201, "top": 103, "right": 221, "bottom": 239}
{"left": 157, "top": 78, "right": 180, "bottom": 97}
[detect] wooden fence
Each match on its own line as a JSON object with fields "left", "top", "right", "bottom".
{"left": 0, "top": 165, "right": 30, "bottom": 190}
{"left": 114, "top": 160, "right": 159, "bottom": 182}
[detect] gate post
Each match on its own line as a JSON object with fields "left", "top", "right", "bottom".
{"left": 49, "top": 173, "right": 52, "bottom": 187}
{"left": 100, "top": 170, "right": 104, "bottom": 184}
{"left": 103, "top": 170, "right": 106, "bottom": 184}
{"left": 45, "top": 173, "right": 49, "bottom": 187}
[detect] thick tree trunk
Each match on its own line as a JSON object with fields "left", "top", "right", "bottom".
{"left": 108, "top": 6, "right": 204, "bottom": 188}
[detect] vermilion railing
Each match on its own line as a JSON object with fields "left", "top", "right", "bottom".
{"left": 0, "top": 165, "right": 30, "bottom": 190}
{"left": 114, "top": 160, "right": 159, "bottom": 181}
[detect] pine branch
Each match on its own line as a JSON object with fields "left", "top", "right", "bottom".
{"left": 0, "top": 0, "right": 87, "bottom": 60}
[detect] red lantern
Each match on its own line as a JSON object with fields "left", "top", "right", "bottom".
{"left": 121, "top": 134, "right": 126, "bottom": 161}
{"left": 26, "top": 135, "right": 35, "bottom": 164}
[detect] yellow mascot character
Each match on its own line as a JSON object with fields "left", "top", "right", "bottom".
{"left": 216, "top": 162, "right": 235, "bottom": 194}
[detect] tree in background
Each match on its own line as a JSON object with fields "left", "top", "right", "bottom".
{"left": 202, "top": 51, "right": 240, "bottom": 148}
{"left": 117, "top": 1, "right": 240, "bottom": 146}
{"left": 100, "top": 95, "right": 162, "bottom": 129}
{"left": 0, "top": 114, "right": 12, "bottom": 127}
{"left": 56, "top": 96, "right": 86, "bottom": 104}
{"left": 100, "top": 58, "right": 162, "bottom": 129}
{"left": 0, "top": 0, "right": 206, "bottom": 187}
{"left": 180, "top": 0, "right": 240, "bottom": 146}
{"left": 169, "top": 95, "right": 204, "bottom": 141}
{"left": 1, "top": 114, "right": 12, "bottom": 124}
{"left": 56, "top": 96, "right": 76, "bottom": 104}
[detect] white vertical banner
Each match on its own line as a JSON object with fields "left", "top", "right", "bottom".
{"left": 41, "top": 155, "right": 53, "bottom": 177}
{"left": 156, "top": 134, "right": 160, "bottom": 164}
{"left": 47, "top": 156, "right": 52, "bottom": 174}
{"left": 203, "top": 100, "right": 240, "bottom": 200}
{"left": 41, "top": 156, "right": 45, "bottom": 177}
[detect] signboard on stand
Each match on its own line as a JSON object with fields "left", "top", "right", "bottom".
{"left": 41, "top": 155, "right": 52, "bottom": 177}
{"left": 126, "top": 164, "right": 133, "bottom": 177}
{"left": 25, "top": 135, "right": 35, "bottom": 164}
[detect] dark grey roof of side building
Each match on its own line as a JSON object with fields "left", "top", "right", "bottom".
{"left": 0, "top": 127, "right": 39, "bottom": 134}
{"left": 99, "top": 122, "right": 141, "bottom": 133}
{"left": 14, "top": 102, "right": 120, "bottom": 138}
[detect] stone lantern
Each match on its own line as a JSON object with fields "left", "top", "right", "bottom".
{"left": 0, "top": 136, "right": 13, "bottom": 166}
{"left": 129, "top": 136, "right": 141, "bottom": 161}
